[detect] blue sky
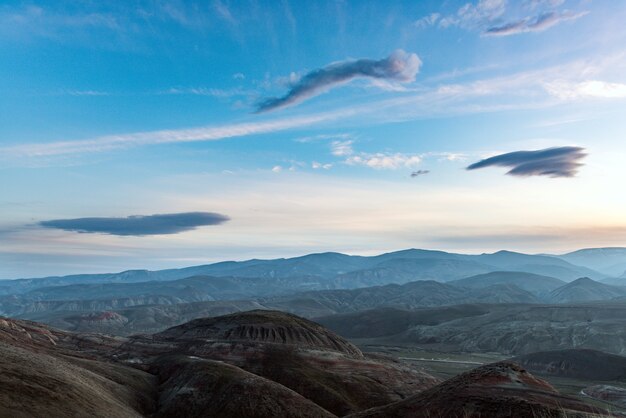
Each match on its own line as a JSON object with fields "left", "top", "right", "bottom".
{"left": 1, "top": 0, "right": 626, "bottom": 278}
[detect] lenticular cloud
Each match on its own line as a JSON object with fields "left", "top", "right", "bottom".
{"left": 39, "top": 212, "right": 230, "bottom": 236}
{"left": 256, "top": 50, "right": 421, "bottom": 112}
{"left": 466, "top": 146, "right": 587, "bottom": 178}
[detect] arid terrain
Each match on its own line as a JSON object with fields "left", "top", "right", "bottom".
{"left": 0, "top": 310, "right": 620, "bottom": 417}
{"left": 4, "top": 248, "right": 626, "bottom": 417}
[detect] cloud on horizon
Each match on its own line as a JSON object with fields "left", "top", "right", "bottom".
{"left": 256, "top": 50, "right": 421, "bottom": 112}
{"left": 466, "top": 146, "right": 587, "bottom": 178}
{"left": 39, "top": 212, "right": 230, "bottom": 236}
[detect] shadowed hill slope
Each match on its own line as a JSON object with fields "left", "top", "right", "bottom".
{"left": 513, "top": 349, "right": 626, "bottom": 381}
{"left": 1, "top": 310, "right": 617, "bottom": 417}
{"left": 317, "top": 302, "right": 626, "bottom": 355}
{"left": 348, "top": 362, "right": 611, "bottom": 418}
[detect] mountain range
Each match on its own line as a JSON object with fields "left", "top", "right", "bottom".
{"left": 2, "top": 248, "right": 617, "bottom": 296}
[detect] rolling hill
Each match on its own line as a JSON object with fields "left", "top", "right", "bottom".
{"left": 549, "top": 277, "right": 626, "bottom": 303}
{"left": 317, "top": 301, "right": 626, "bottom": 355}
{"left": 1, "top": 311, "right": 614, "bottom": 418}
{"left": 448, "top": 271, "right": 566, "bottom": 296}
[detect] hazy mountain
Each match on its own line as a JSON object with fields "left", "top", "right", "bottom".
{"left": 333, "top": 258, "right": 493, "bottom": 286}
{"left": 601, "top": 272, "right": 626, "bottom": 286}
{"left": 556, "top": 247, "right": 626, "bottom": 276}
{"left": 7, "top": 279, "right": 543, "bottom": 336}
{"left": 549, "top": 277, "right": 626, "bottom": 303}
{"left": 0, "top": 248, "right": 607, "bottom": 297}
{"left": 448, "top": 271, "right": 566, "bottom": 296}
{"left": 2, "top": 274, "right": 333, "bottom": 307}
{"left": 464, "top": 283, "right": 540, "bottom": 304}
{"left": 267, "top": 280, "right": 542, "bottom": 315}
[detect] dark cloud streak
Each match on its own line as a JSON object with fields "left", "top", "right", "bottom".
{"left": 411, "top": 170, "right": 430, "bottom": 178}
{"left": 39, "top": 212, "right": 230, "bottom": 236}
{"left": 256, "top": 50, "right": 421, "bottom": 112}
{"left": 466, "top": 146, "right": 586, "bottom": 178}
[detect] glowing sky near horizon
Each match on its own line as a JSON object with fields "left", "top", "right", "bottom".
{"left": 1, "top": 0, "right": 626, "bottom": 278}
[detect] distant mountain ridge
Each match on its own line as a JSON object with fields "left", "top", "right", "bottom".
{"left": 0, "top": 248, "right": 609, "bottom": 296}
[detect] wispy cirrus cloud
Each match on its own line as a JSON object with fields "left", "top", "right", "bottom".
{"left": 544, "top": 80, "right": 626, "bottom": 100}
{"left": 466, "top": 146, "right": 587, "bottom": 178}
{"left": 66, "top": 90, "right": 110, "bottom": 96}
{"left": 439, "top": 0, "right": 506, "bottom": 29}
{"left": 163, "top": 87, "right": 253, "bottom": 98}
{"left": 256, "top": 50, "right": 422, "bottom": 112}
{"left": 484, "top": 10, "right": 588, "bottom": 36}
{"left": 436, "top": 0, "right": 588, "bottom": 36}
{"left": 330, "top": 140, "right": 355, "bottom": 157}
{"left": 414, "top": 13, "right": 441, "bottom": 28}
{"left": 1, "top": 112, "right": 348, "bottom": 158}
{"left": 39, "top": 212, "right": 229, "bottom": 236}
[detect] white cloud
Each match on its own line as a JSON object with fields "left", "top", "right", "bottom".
{"left": 164, "top": 87, "right": 251, "bottom": 98}
{"left": 346, "top": 153, "right": 422, "bottom": 170}
{"left": 271, "top": 165, "right": 282, "bottom": 173}
{"left": 414, "top": 13, "right": 440, "bottom": 28}
{"left": 66, "top": 90, "right": 110, "bottom": 96}
{"left": 1, "top": 112, "right": 346, "bottom": 158}
{"left": 331, "top": 140, "right": 354, "bottom": 156}
{"left": 440, "top": 0, "right": 506, "bottom": 29}
{"left": 544, "top": 80, "right": 626, "bottom": 100}
{"left": 294, "top": 133, "right": 353, "bottom": 143}
{"left": 312, "top": 161, "right": 332, "bottom": 170}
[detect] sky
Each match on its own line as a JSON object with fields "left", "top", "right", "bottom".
{"left": 1, "top": 0, "right": 626, "bottom": 279}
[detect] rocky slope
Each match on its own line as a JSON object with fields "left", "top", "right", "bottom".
{"left": 513, "top": 349, "right": 626, "bottom": 381}
{"left": 0, "top": 311, "right": 441, "bottom": 417}
{"left": 154, "top": 310, "right": 364, "bottom": 357}
{"left": 583, "top": 385, "right": 626, "bottom": 408}
{"left": 348, "top": 362, "right": 611, "bottom": 418}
